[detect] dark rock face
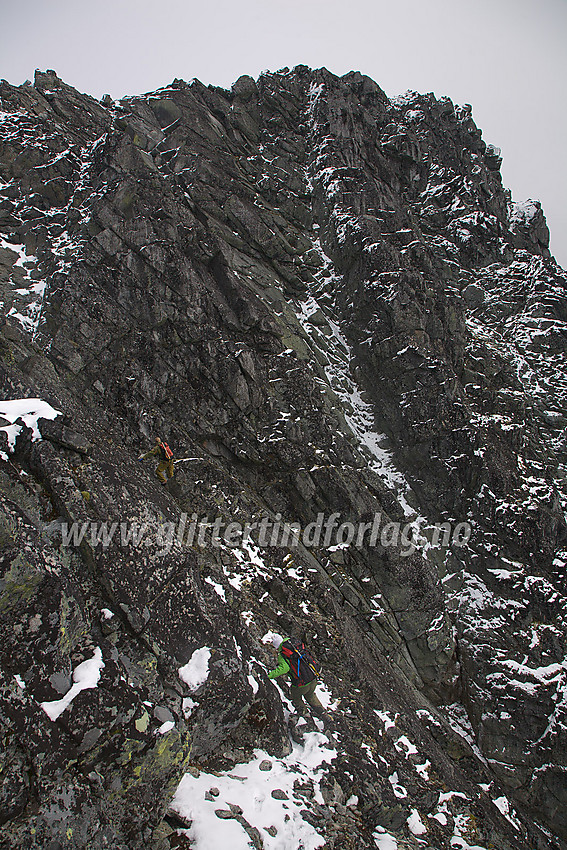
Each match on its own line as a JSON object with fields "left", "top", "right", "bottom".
{"left": 0, "top": 66, "right": 566, "bottom": 849}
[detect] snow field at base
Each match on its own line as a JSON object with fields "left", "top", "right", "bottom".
{"left": 0, "top": 397, "right": 62, "bottom": 457}
{"left": 166, "top": 529, "right": 346, "bottom": 849}
{"left": 171, "top": 734, "right": 337, "bottom": 850}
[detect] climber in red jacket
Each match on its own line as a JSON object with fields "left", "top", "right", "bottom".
{"left": 139, "top": 437, "right": 174, "bottom": 484}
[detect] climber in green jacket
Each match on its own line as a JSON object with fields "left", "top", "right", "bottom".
{"left": 138, "top": 437, "right": 174, "bottom": 484}
{"left": 267, "top": 634, "right": 325, "bottom": 717}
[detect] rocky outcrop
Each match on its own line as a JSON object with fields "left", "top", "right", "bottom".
{"left": 0, "top": 66, "right": 566, "bottom": 849}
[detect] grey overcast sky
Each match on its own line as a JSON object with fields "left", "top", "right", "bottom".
{"left": 2, "top": 0, "right": 566, "bottom": 267}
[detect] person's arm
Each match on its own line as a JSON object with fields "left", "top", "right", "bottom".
{"left": 268, "top": 652, "right": 290, "bottom": 679}
{"left": 140, "top": 446, "right": 159, "bottom": 460}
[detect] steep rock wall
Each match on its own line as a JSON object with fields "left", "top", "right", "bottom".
{"left": 0, "top": 66, "right": 566, "bottom": 849}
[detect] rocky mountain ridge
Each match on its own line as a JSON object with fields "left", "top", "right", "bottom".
{"left": 0, "top": 65, "right": 566, "bottom": 849}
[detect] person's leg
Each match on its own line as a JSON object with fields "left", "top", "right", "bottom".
{"left": 289, "top": 684, "right": 305, "bottom": 714}
{"left": 303, "top": 680, "right": 325, "bottom": 714}
{"left": 155, "top": 461, "right": 167, "bottom": 484}
{"left": 167, "top": 458, "right": 174, "bottom": 479}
